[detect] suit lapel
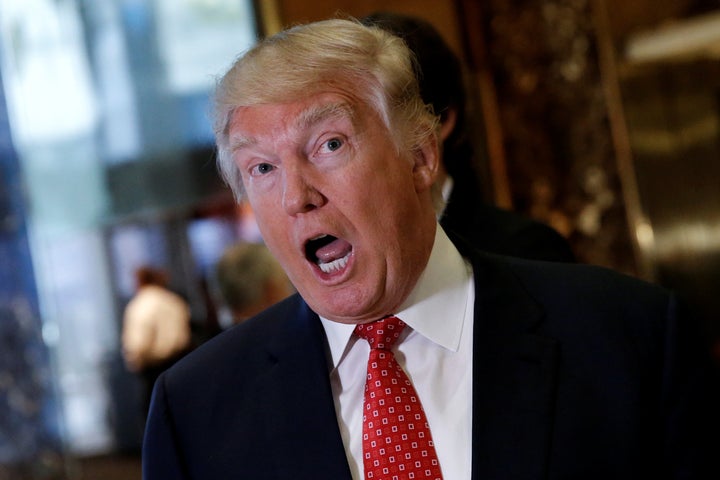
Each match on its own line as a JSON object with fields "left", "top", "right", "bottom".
{"left": 260, "top": 298, "right": 352, "bottom": 479}
{"left": 247, "top": 252, "right": 560, "bottom": 479}
{"left": 470, "top": 254, "right": 560, "bottom": 480}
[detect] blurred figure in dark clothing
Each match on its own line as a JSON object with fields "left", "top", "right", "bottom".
{"left": 362, "top": 12, "right": 576, "bottom": 262}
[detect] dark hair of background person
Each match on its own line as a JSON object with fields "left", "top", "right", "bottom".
{"left": 361, "top": 11, "right": 471, "bottom": 184}
{"left": 135, "top": 266, "right": 169, "bottom": 289}
{"left": 362, "top": 12, "right": 576, "bottom": 263}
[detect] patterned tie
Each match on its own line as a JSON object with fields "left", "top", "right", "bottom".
{"left": 354, "top": 316, "right": 443, "bottom": 480}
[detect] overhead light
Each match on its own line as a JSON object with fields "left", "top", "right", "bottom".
{"left": 625, "top": 10, "right": 720, "bottom": 63}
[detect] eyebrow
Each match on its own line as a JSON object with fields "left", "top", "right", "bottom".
{"left": 228, "top": 135, "right": 256, "bottom": 155}
{"left": 228, "top": 101, "right": 356, "bottom": 156}
{"left": 296, "top": 101, "right": 356, "bottom": 132}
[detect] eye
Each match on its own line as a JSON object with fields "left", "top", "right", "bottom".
{"left": 251, "top": 162, "right": 275, "bottom": 176}
{"left": 321, "top": 137, "right": 343, "bottom": 153}
{"left": 327, "top": 138, "right": 342, "bottom": 151}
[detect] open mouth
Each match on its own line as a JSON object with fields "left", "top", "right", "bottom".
{"left": 305, "top": 234, "right": 353, "bottom": 274}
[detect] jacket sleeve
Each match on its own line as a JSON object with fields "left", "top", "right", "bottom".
{"left": 663, "top": 293, "right": 720, "bottom": 479}
{"left": 142, "top": 373, "right": 191, "bottom": 480}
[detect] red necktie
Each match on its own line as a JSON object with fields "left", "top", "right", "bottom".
{"left": 354, "top": 316, "right": 443, "bottom": 480}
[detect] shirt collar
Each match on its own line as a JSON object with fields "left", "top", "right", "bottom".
{"left": 438, "top": 176, "right": 454, "bottom": 219}
{"left": 320, "top": 225, "right": 471, "bottom": 367}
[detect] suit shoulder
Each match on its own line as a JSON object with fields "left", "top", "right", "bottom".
{"left": 162, "top": 294, "right": 308, "bottom": 389}
{"left": 475, "top": 252, "right": 673, "bottom": 320}
{"left": 444, "top": 204, "right": 575, "bottom": 262}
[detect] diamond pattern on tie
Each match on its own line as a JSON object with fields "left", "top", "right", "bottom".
{"left": 355, "top": 316, "right": 443, "bottom": 480}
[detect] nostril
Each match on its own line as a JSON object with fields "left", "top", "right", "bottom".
{"left": 282, "top": 187, "right": 325, "bottom": 215}
{"left": 283, "top": 197, "right": 317, "bottom": 215}
{"left": 281, "top": 174, "right": 322, "bottom": 214}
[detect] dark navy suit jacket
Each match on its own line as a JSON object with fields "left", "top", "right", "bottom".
{"left": 143, "top": 249, "right": 718, "bottom": 479}
{"left": 440, "top": 167, "right": 576, "bottom": 263}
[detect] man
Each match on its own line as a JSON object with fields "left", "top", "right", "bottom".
{"left": 122, "top": 266, "right": 191, "bottom": 415}
{"left": 361, "top": 12, "right": 576, "bottom": 262}
{"left": 214, "top": 242, "right": 295, "bottom": 325}
{"left": 143, "top": 19, "right": 718, "bottom": 479}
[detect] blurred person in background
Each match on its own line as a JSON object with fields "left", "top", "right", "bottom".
{"left": 121, "top": 266, "right": 191, "bottom": 414}
{"left": 362, "top": 11, "right": 575, "bottom": 262}
{"left": 214, "top": 242, "right": 295, "bottom": 326}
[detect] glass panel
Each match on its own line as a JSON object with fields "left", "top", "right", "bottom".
{"left": 0, "top": 74, "right": 67, "bottom": 477}
{"left": 0, "top": 0, "right": 258, "bottom": 458}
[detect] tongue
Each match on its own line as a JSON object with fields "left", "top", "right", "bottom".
{"left": 316, "top": 237, "right": 352, "bottom": 264}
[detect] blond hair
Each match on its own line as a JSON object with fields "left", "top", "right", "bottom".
{"left": 213, "top": 18, "right": 440, "bottom": 203}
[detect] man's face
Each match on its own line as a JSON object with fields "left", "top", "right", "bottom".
{"left": 226, "top": 91, "right": 438, "bottom": 324}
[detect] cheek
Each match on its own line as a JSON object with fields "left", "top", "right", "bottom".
{"left": 242, "top": 174, "right": 277, "bottom": 200}
{"left": 258, "top": 234, "right": 296, "bottom": 279}
{"left": 245, "top": 184, "right": 282, "bottom": 224}
{"left": 254, "top": 214, "right": 286, "bottom": 246}
{"left": 245, "top": 204, "right": 284, "bottom": 251}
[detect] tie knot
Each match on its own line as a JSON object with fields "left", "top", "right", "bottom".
{"left": 354, "top": 316, "right": 406, "bottom": 350}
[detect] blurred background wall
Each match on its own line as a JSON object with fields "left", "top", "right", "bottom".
{"left": 0, "top": 0, "right": 718, "bottom": 478}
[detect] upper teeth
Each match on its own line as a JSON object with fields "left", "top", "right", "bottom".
{"left": 318, "top": 252, "right": 350, "bottom": 273}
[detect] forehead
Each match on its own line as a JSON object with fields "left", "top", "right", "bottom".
{"left": 227, "top": 92, "right": 370, "bottom": 148}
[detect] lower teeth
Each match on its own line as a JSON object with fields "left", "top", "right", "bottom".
{"left": 318, "top": 253, "right": 349, "bottom": 273}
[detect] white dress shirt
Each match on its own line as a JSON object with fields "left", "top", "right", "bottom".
{"left": 121, "top": 285, "right": 191, "bottom": 371}
{"left": 321, "top": 226, "right": 475, "bottom": 479}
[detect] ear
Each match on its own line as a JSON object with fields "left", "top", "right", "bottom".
{"left": 439, "top": 108, "right": 458, "bottom": 142}
{"left": 412, "top": 132, "right": 440, "bottom": 193}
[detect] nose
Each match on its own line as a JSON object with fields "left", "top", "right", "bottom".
{"left": 281, "top": 163, "right": 326, "bottom": 215}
